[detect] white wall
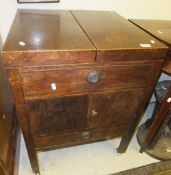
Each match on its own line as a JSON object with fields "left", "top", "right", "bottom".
{"left": 1, "top": 0, "right": 171, "bottom": 42}
{"left": 18, "top": 0, "right": 171, "bottom": 20}
{"left": 0, "top": 0, "right": 17, "bottom": 42}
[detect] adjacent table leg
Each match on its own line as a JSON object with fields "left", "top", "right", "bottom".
{"left": 140, "top": 86, "right": 171, "bottom": 152}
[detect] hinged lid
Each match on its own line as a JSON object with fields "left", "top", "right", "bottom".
{"left": 72, "top": 11, "right": 168, "bottom": 62}
{"left": 2, "top": 10, "right": 96, "bottom": 66}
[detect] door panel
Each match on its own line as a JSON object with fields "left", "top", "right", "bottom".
{"left": 27, "top": 95, "right": 88, "bottom": 136}
{"left": 87, "top": 90, "right": 144, "bottom": 129}
{"left": 28, "top": 89, "right": 144, "bottom": 136}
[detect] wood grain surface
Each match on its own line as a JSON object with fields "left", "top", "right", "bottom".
{"left": 72, "top": 11, "right": 168, "bottom": 62}
{"left": 2, "top": 10, "right": 96, "bottom": 66}
{"left": 129, "top": 19, "right": 171, "bottom": 74}
{"left": 20, "top": 62, "right": 158, "bottom": 98}
{"left": 129, "top": 19, "right": 171, "bottom": 47}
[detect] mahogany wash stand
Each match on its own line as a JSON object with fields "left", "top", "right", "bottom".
{"left": 1, "top": 10, "right": 168, "bottom": 174}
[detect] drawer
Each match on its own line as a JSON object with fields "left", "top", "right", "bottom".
{"left": 21, "top": 63, "right": 154, "bottom": 97}
{"left": 34, "top": 125, "right": 129, "bottom": 150}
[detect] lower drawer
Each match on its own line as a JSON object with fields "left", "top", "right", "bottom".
{"left": 34, "top": 125, "right": 129, "bottom": 151}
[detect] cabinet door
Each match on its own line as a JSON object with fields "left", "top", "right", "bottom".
{"left": 87, "top": 90, "right": 144, "bottom": 129}
{"left": 27, "top": 95, "right": 89, "bottom": 136}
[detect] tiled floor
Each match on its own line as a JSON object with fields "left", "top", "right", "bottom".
{"left": 18, "top": 103, "right": 159, "bottom": 175}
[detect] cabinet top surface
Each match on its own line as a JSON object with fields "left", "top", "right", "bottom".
{"left": 2, "top": 10, "right": 96, "bottom": 52}
{"left": 2, "top": 10, "right": 167, "bottom": 53}
{"left": 72, "top": 11, "right": 167, "bottom": 50}
{"left": 129, "top": 19, "right": 171, "bottom": 47}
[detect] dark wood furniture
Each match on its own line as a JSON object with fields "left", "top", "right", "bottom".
{"left": 129, "top": 19, "right": 171, "bottom": 73}
{"left": 129, "top": 19, "right": 171, "bottom": 152}
{"left": 0, "top": 35, "right": 20, "bottom": 175}
{"left": 1, "top": 10, "right": 168, "bottom": 175}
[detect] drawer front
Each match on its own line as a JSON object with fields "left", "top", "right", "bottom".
{"left": 21, "top": 63, "right": 154, "bottom": 97}
{"left": 34, "top": 125, "right": 129, "bottom": 150}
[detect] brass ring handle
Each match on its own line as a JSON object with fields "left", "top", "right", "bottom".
{"left": 80, "top": 131, "right": 90, "bottom": 140}
{"left": 87, "top": 71, "right": 101, "bottom": 84}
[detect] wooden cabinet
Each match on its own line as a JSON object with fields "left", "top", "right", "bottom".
{"left": 0, "top": 36, "right": 20, "bottom": 175}
{"left": 1, "top": 10, "right": 168, "bottom": 174}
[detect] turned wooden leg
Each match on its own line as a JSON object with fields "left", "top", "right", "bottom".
{"left": 141, "top": 87, "right": 171, "bottom": 152}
